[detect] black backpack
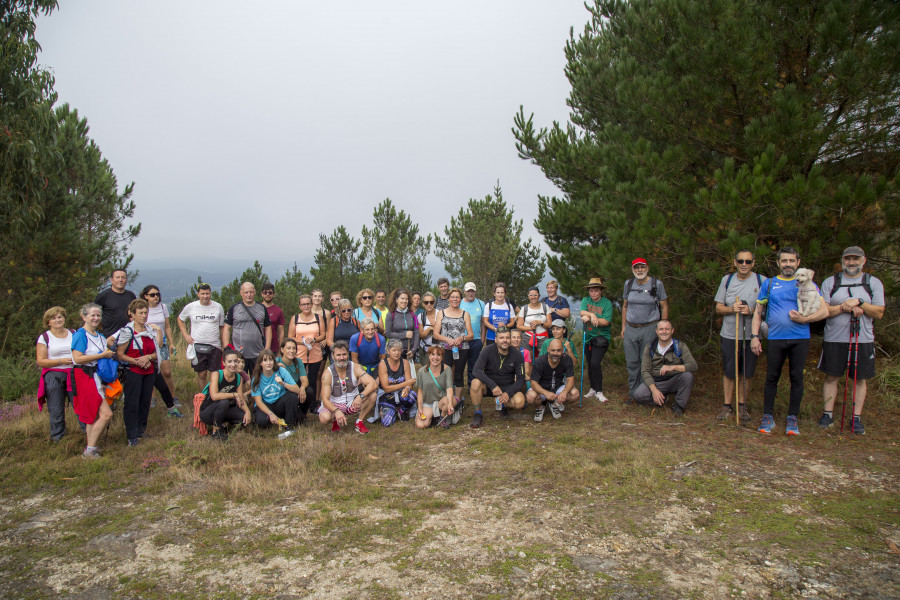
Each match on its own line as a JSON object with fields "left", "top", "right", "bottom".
{"left": 624, "top": 276, "right": 660, "bottom": 314}
{"left": 831, "top": 272, "right": 873, "bottom": 299}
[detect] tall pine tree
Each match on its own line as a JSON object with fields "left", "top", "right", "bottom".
{"left": 514, "top": 0, "right": 899, "bottom": 338}
{"left": 309, "top": 225, "right": 369, "bottom": 299}
{"left": 362, "top": 199, "right": 432, "bottom": 295}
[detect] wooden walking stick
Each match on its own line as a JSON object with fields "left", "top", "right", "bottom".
{"left": 735, "top": 297, "right": 741, "bottom": 426}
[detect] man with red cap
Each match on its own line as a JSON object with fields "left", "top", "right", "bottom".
{"left": 620, "top": 258, "right": 668, "bottom": 400}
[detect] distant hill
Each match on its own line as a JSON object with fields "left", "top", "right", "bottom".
{"left": 130, "top": 268, "right": 237, "bottom": 303}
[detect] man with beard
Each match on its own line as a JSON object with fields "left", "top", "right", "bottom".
{"left": 527, "top": 338, "right": 578, "bottom": 421}
{"left": 319, "top": 341, "right": 378, "bottom": 434}
{"left": 469, "top": 327, "right": 526, "bottom": 428}
{"left": 816, "top": 247, "right": 885, "bottom": 434}
{"left": 751, "top": 247, "right": 828, "bottom": 436}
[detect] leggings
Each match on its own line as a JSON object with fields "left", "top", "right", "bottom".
{"left": 443, "top": 348, "right": 469, "bottom": 388}
{"left": 154, "top": 369, "right": 175, "bottom": 408}
{"left": 253, "top": 391, "right": 300, "bottom": 428}
{"left": 585, "top": 336, "right": 609, "bottom": 392}
{"left": 303, "top": 360, "right": 322, "bottom": 414}
{"left": 763, "top": 338, "right": 810, "bottom": 417}
{"left": 123, "top": 370, "right": 155, "bottom": 439}
{"left": 199, "top": 399, "right": 245, "bottom": 429}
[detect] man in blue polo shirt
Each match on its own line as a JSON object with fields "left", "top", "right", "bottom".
{"left": 750, "top": 247, "right": 828, "bottom": 436}
{"left": 542, "top": 280, "right": 570, "bottom": 323}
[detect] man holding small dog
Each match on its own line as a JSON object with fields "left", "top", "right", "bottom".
{"left": 751, "top": 247, "right": 828, "bottom": 435}
{"left": 816, "top": 247, "right": 885, "bottom": 434}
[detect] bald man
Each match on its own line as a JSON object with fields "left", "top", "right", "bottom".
{"left": 223, "top": 282, "right": 272, "bottom": 373}
{"left": 527, "top": 338, "right": 578, "bottom": 421}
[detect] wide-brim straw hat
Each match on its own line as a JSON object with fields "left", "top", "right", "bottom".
{"left": 584, "top": 277, "right": 606, "bottom": 289}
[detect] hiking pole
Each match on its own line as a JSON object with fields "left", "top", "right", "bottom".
{"left": 579, "top": 328, "right": 587, "bottom": 407}
{"left": 849, "top": 315, "right": 860, "bottom": 436}
{"left": 839, "top": 316, "right": 856, "bottom": 434}
{"left": 735, "top": 297, "right": 741, "bottom": 427}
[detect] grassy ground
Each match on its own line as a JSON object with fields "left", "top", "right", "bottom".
{"left": 1, "top": 339, "right": 898, "bottom": 599}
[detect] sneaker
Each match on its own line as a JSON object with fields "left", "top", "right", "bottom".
{"left": 534, "top": 403, "right": 545, "bottom": 422}
{"left": 852, "top": 416, "right": 865, "bottom": 435}
{"left": 558, "top": 401, "right": 565, "bottom": 412}
{"left": 738, "top": 404, "right": 751, "bottom": 426}
{"left": 549, "top": 401, "right": 562, "bottom": 419}
{"left": 355, "top": 420, "right": 369, "bottom": 435}
{"left": 277, "top": 429, "right": 295, "bottom": 440}
{"left": 584, "top": 388, "right": 597, "bottom": 399}
{"left": 210, "top": 430, "right": 228, "bottom": 442}
{"left": 331, "top": 421, "right": 341, "bottom": 433}
{"left": 82, "top": 448, "right": 101, "bottom": 460}
{"left": 817, "top": 413, "right": 834, "bottom": 429}
{"left": 716, "top": 405, "right": 733, "bottom": 421}
{"left": 672, "top": 405, "right": 684, "bottom": 418}
{"left": 470, "top": 411, "right": 483, "bottom": 429}
{"left": 500, "top": 404, "right": 509, "bottom": 418}
{"left": 596, "top": 391, "right": 608, "bottom": 403}
{"left": 167, "top": 407, "right": 184, "bottom": 418}
{"left": 758, "top": 414, "right": 775, "bottom": 435}
{"left": 785, "top": 415, "right": 800, "bottom": 436}
{"left": 127, "top": 438, "right": 140, "bottom": 446}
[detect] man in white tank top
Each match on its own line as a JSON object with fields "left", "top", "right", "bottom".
{"left": 319, "top": 341, "right": 378, "bottom": 434}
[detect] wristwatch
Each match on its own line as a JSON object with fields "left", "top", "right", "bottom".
{"left": 751, "top": 334, "right": 760, "bottom": 339}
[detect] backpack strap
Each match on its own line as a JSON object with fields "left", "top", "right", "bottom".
{"left": 724, "top": 273, "right": 734, "bottom": 291}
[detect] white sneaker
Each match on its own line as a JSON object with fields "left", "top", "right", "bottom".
{"left": 277, "top": 429, "right": 295, "bottom": 440}
{"left": 596, "top": 391, "right": 609, "bottom": 403}
{"left": 549, "top": 401, "right": 562, "bottom": 419}
{"left": 584, "top": 389, "right": 597, "bottom": 399}
{"left": 367, "top": 406, "right": 380, "bottom": 424}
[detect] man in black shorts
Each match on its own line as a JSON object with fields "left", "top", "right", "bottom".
{"left": 527, "top": 338, "right": 578, "bottom": 422}
{"left": 817, "top": 247, "right": 886, "bottom": 434}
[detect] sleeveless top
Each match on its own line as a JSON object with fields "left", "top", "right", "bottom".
{"left": 380, "top": 358, "right": 408, "bottom": 404}
{"left": 329, "top": 362, "right": 359, "bottom": 404}
{"left": 333, "top": 317, "right": 359, "bottom": 344}
{"left": 293, "top": 314, "right": 323, "bottom": 363}
{"left": 439, "top": 310, "right": 469, "bottom": 350}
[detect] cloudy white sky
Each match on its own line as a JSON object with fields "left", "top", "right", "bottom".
{"left": 36, "top": 1, "right": 590, "bottom": 273}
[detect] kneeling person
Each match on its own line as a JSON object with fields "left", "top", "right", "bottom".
{"left": 198, "top": 348, "right": 252, "bottom": 441}
{"left": 527, "top": 338, "right": 578, "bottom": 422}
{"left": 469, "top": 327, "right": 526, "bottom": 428}
{"left": 319, "top": 341, "right": 378, "bottom": 434}
{"left": 251, "top": 349, "right": 304, "bottom": 438}
{"left": 633, "top": 320, "right": 697, "bottom": 417}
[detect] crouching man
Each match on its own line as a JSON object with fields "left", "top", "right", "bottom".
{"left": 633, "top": 320, "right": 698, "bottom": 417}
{"left": 319, "top": 341, "right": 378, "bottom": 434}
{"left": 527, "top": 338, "right": 579, "bottom": 422}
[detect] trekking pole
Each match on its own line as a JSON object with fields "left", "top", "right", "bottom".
{"left": 735, "top": 297, "right": 741, "bottom": 427}
{"left": 839, "top": 316, "right": 856, "bottom": 434}
{"left": 849, "top": 315, "right": 860, "bottom": 436}
{"left": 579, "top": 328, "right": 587, "bottom": 407}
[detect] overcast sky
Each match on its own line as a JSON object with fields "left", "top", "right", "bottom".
{"left": 36, "top": 1, "right": 590, "bottom": 273}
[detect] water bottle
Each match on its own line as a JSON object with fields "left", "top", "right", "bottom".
{"left": 452, "top": 346, "right": 459, "bottom": 360}
{"left": 495, "top": 397, "right": 502, "bottom": 411}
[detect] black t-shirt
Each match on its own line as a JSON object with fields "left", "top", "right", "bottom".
{"left": 94, "top": 288, "right": 137, "bottom": 338}
{"left": 531, "top": 354, "right": 574, "bottom": 391}
{"left": 199, "top": 371, "right": 241, "bottom": 411}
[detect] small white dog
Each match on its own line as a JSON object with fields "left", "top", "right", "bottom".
{"left": 795, "top": 268, "right": 821, "bottom": 317}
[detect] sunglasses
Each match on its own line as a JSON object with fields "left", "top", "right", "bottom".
{"left": 735, "top": 259, "right": 754, "bottom": 265}
{"left": 146, "top": 292, "right": 160, "bottom": 297}
{"left": 632, "top": 264, "right": 647, "bottom": 269}
{"left": 331, "top": 297, "right": 341, "bottom": 302}
{"left": 341, "top": 308, "right": 352, "bottom": 313}
{"left": 422, "top": 300, "right": 434, "bottom": 305}
{"left": 362, "top": 295, "right": 373, "bottom": 300}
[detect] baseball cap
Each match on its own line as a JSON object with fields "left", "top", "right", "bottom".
{"left": 551, "top": 319, "right": 566, "bottom": 328}
{"left": 464, "top": 282, "right": 476, "bottom": 292}
{"left": 842, "top": 246, "right": 865, "bottom": 258}
{"left": 632, "top": 257, "right": 648, "bottom": 267}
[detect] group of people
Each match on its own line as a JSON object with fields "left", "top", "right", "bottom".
{"left": 34, "top": 244, "right": 886, "bottom": 458}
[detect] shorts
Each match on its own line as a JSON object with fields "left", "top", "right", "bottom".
{"left": 818, "top": 342, "right": 876, "bottom": 380}
{"left": 720, "top": 337, "right": 759, "bottom": 379}
{"left": 320, "top": 399, "right": 361, "bottom": 415}
{"left": 193, "top": 346, "right": 223, "bottom": 373}
{"left": 535, "top": 385, "right": 566, "bottom": 400}
{"left": 158, "top": 339, "right": 171, "bottom": 361}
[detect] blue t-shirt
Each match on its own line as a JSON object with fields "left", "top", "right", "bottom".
{"left": 349, "top": 332, "right": 386, "bottom": 373}
{"left": 71, "top": 328, "right": 106, "bottom": 366}
{"left": 542, "top": 295, "right": 570, "bottom": 323}
{"left": 461, "top": 299, "right": 485, "bottom": 340}
{"left": 757, "top": 276, "right": 822, "bottom": 340}
{"left": 485, "top": 301, "right": 513, "bottom": 341}
{"left": 251, "top": 366, "right": 296, "bottom": 404}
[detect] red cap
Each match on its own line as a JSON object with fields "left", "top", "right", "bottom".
{"left": 631, "top": 257, "right": 648, "bottom": 267}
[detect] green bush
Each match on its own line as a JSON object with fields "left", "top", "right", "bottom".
{"left": 0, "top": 354, "right": 38, "bottom": 402}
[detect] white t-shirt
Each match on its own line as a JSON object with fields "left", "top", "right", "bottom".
{"left": 36, "top": 330, "right": 74, "bottom": 369}
{"left": 518, "top": 304, "right": 549, "bottom": 336}
{"left": 179, "top": 300, "right": 225, "bottom": 347}
{"left": 147, "top": 303, "right": 170, "bottom": 334}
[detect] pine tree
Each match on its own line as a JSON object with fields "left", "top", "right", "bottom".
{"left": 362, "top": 199, "right": 433, "bottom": 295}
{"left": 434, "top": 184, "right": 546, "bottom": 303}
{"left": 309, "top": 225, "right": 369, "bottom": 298}
{"left": 514, "top": 0, "right": 899, "bottom": 338}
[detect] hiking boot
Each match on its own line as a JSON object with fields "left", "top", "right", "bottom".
{"left": 672, "top": 405, "right": 684, "bottom": 418}
{"left": 534, "top": 403, "right": 545, "bottom": 423}
{"left": 738, "top": 404, "right": 751, "bottom": 426}
{"left": 167, "top": 407, "right": 184, "bottom": 418}
{"left": 354, "top": 421, "right": 370, "bottom": 435}
{"left": 584, "top": 388, "right": 597, "bottom": 399}
{"left": 331, "top": 421, "right": 341, "bottom": 433}
{"left": 596, "top": 391, "right": 608, "bottom": 403}
{"left": 852, "top": 416, "right": 865, "bottom": 435}
{"left": 470, "top": 411, "right": 483, "bottom": 429}
{"left": 716, "top": 405, "right": 733, "bottom": 421}
{"left": 785, "top": 415, "right": 800, "bottom": 436}
{"left": 817, "top": 413, "right": 834, "bottom": 429}
{"left": 549, "top": 401, "right": 562, "bottom": 419}
{"left": 277, "top": 429, "right": 295, "bottom": 440}
{"left": 82, "top": 448, "right": 101, "bottom": 460}
{"left": 127, "top": 438, "right": 140, "bottom": 446}
{"left": 758, "top": 414, "right": 775, "bottom": 435}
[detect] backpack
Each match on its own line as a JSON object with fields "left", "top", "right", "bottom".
{"left": 832, "top": 272, "right": 873, "bottom": 299}
{"left": 624, "top": 277, "right": 660, "bottom": 314}
{"left": 724, "top": 272, "right": 763, "bottom": 293}
{"left": 651, "top": 338, "right": 682, "bottom": 358}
